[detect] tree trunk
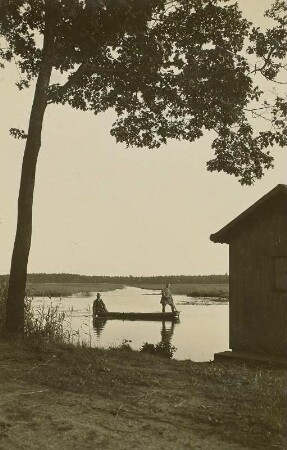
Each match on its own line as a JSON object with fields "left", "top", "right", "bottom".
{"left": 5, "top": 2, "right": 54, "bottom": 334}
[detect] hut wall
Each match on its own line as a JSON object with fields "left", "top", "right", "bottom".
{"left": 229, "top": 194, "right": 287, "bottom": 356}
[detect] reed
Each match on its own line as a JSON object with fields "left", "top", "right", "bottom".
{"left": 24, "top": 297, "right": 68, "bottom": 344}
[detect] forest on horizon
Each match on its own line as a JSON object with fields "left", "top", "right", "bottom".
{"left": 0, "top": 273, "right": 229, "bottom": 285}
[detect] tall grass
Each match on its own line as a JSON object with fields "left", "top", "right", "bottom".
{"left": 133, "top": 283, "right": 229, "bottom": 297}
{"left": 24, "top": 297, "right": 67, "bottom": 342}
{"left": 26, "top": 282, "right": 123, "bottom": 298}
{"left": 0, "top": 282, "right": 70, "bottom": 345}
{"left": 24, "top": 298, "right": 96, "bottom": 348}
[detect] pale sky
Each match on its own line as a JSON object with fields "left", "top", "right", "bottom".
{"left": 0, "top": 0, "right": 286, "bottom": 276}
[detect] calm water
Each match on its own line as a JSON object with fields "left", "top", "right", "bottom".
{"left": 33, "top": 286, "right": 229, "bottom": 361}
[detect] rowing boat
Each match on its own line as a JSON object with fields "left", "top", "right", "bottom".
{"left": 93, "top": 311, "right": 180, "bottom": 321}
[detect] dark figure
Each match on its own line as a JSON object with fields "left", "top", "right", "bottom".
{"left": 93, "top": 317, "right": 108, "bottom": 338}
{"left": 160, "top": 284, "right": 176, "bottom": 313}
{"left": 160, "top": 320, "right": 175, "bottom": 346}
{"left": 93, "top": 293, "right": 108, "bottom": 316}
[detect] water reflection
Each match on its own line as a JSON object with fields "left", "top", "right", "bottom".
{"left": 93, "top": 317, "right": 108, "bottom": 338}
{"left": 160, "top": 320, "right": 175, "bottom": 346}
{"left": 93, "top": 317, "right": 177, "bottom": 347}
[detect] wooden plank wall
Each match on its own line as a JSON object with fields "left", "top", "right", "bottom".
{"left": 229, "top": 194, "right": 287, "bottom": 356}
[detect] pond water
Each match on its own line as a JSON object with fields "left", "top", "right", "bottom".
{"left": 32, "top": 286, "right": 229, "bottom": 361}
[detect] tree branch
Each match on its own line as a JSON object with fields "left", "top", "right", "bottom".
{"left": 48, "top": 60, "right": 91, "bottom": 102}
{"left": 250, "top": 47, "right": 275, "bottom": 75}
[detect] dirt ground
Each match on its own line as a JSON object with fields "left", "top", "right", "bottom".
{"left": 0, "top": 339, "right": 285, "bottom": 450}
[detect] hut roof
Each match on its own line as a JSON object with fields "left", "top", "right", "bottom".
{"left": 210, "top": 184, "right": 287, "bottom": 244}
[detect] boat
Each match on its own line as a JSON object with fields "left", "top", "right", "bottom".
{"left": 93, "top": 311, "right": 180, "bottom": 322}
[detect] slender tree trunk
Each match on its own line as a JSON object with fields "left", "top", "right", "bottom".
{"left": 5, "top": 2, "right": 54, "bottom": 334}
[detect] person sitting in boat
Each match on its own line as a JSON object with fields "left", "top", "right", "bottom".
{"left": 93, "top": 293, "right": 108, "bottom": 316}
{"left": 160, "top": 284, "right": 176, "bottom": 313}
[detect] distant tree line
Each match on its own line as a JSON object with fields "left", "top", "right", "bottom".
{"left": 0, "top": 273, "right": 229, "bottom": 285}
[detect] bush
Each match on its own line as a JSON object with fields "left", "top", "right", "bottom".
{"left": 140, "top": 342, "right": 157, "bottom": 355}
{"left": 140, "top": 341, "right": 177, "bottom": 359}
{"left": 155, "top": 341, "right": 177, "bottom": 358}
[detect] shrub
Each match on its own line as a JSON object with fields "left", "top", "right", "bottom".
{"left": 154, "top": 341, "right": 177, "bottom": 358}
{"left": 140, "top": 341, "right": 177, "bottom": 359}
{"left": 140, "top": 342, "right": 157, "bottom": 355}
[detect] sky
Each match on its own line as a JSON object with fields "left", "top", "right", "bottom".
{"left": 0, "top": 0, "right": 286, "bottom": 277}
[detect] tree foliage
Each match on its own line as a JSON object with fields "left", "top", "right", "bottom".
{"left": 1, "top": 0, "right": 286, "bottom": 185}
{"left": 0, "top": 273, "right": 229, "bottom": 285}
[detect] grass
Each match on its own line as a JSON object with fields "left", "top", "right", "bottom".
{"left": 0, "top": 338, "right": 285, "bottom": 449}
{"left": 132, "top": 283, "right": 229, "bottom": 298}
{"left": 25, "top": 282, "right": 229, "bottom": 299}
{"left": 0, "top": 282, "right": 7, "bottom": 334}
{"left": 26, "top": 282, "right": 124, "bottom": 298}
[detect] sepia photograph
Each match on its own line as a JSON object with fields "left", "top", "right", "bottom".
{"left": 0, "top": 0, "right": 286, "bottom": 448}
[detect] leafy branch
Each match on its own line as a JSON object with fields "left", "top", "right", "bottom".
{"left": 10, "top": 128, "right": 28, "bottom": 140}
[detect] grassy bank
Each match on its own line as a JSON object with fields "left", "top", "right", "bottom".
{"left": 0, "top": 338, "right": 285, "bottom": 449}
{"left": 131, "top": 283, "right": 229, "bottom": 299}
{"left": 26, "top": 282, "right": 124, "bottom": 298}
{"left": 25, "top": 282, "right": 229, "bottom": 299}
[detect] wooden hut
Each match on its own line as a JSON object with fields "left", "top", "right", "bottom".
{"left": 210, "top": 184, "right": 287, "bottom": 362}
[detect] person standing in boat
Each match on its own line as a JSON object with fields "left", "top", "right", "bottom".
{"left": 93, "top": 293, "right": 108, "bottom": 316}
{"left": 160, "top": 284, "right": 176, "bottom": 313}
